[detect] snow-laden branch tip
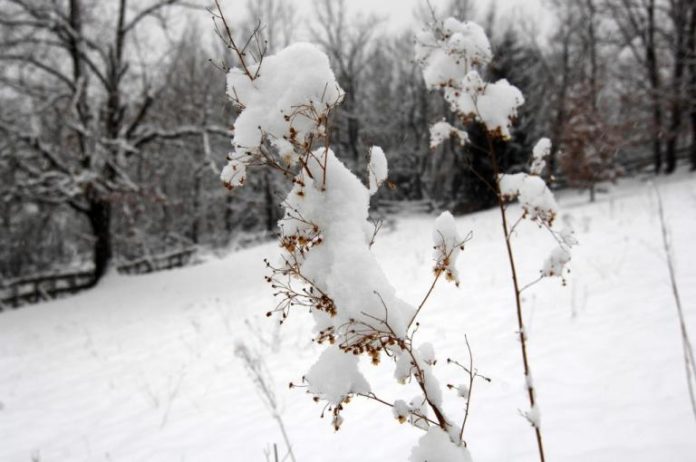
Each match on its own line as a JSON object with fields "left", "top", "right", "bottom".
{"left": 430, "top": 120, "right": 469, "bottom": 149}
{"left": 433, "top": 211, "right": 469, "bottom": 286}
{"left": 368, "top": 146, "right": 388, "bottom": 195}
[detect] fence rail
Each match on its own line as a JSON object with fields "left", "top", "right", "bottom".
{"left": 1, "top": 247, "right": 198, "bottom": 310}
{"left": 377, "top": 199, "right": 434, "bottom": 215}
{"left": 116, "top": 247, "right": 197, "bottom": 275}
{"left": 0, "top": 270, "right": 94, "bottom": 310}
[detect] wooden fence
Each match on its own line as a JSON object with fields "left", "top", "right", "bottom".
{"left": 116, "top": 247, "right": 197, "bottom": 275}
{"left": 1, "top": 247, "right": 198, "bottom": 310}
{"left": 0, "top": 270, "right": 95, "bottom": 310}
{"left": 376, "top": 199, "right": 434, "bottom": 215}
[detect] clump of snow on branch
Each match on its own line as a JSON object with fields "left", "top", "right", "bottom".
{"left": 395, "top": 348, "right": 415, "bottom": 383}
{"left": 415, "top": 18, "right": 491, "bottom": 89}
{"left": 530, "top": 137, "right": 551, "bottom": 175}
{"left": 416, "top": 18, "right": 523, "bottom": 139}
{"left": 498, "top": 173, "right": 558, "bottom": 225}
{"left": 225, "top": 42, "right": 343, "bottom": 163}
{"left": 220, "top": 157, "right": 246, "bottom": 190}
{"left": 560, "top": 226, "right": 579, "bottom": 247}
{"left": 409, "top": 427, "right": 473, "bottom": 462}
{"left": 524, "top": 404, "right": 541, "bottom": 429}
{"left": 418, "top": 342, "right": 436, "bottom": 365}
{"left": 392, "top": 344, "right": 445, "bottom": 409}
{"left": 496, "top": 139, "right": 577, "bottom": 278}
{"left": 408, "top": 395, "right": 431, "bottom": 431}
{"left": 444, "top": 71, "right": 524, "bottom": 139}
{"left": 279, "top": 147, "right": 415, "bottom": 338}
{"left": 498, "top": 138, "right": 558, "bottom": 226}
{"left": 368, "top": 146, "right": 388, "bottom": 194}
{"left": 433, "top": 211, "right": 465, "bottom": 285}
{"left": 393, "top": 399, "right": 411, "bottom": 423}
{"left": 541, "top": 246, "right": 571, "bottom": 278}
{"left": 304, "top": 346, "right": 370, "bottom": 405}
{"left": 430, "top": 120, "right": 469, "bottom": 149}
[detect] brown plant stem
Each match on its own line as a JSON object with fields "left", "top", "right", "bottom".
{"left": 485, "top": 133, "right": 546, "bottom": 462}
{"left": 654, "top": 184, "right": 696, "bottom": 421}
{"left": 213, "top": 0, "right": 256, "bottom": 80}
{"left": 408, "top": 272, "right": 442, "bottom": 329}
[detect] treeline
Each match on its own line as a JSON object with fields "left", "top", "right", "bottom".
{"left": 1, "top": 0, "right": 694, "bottom": 284}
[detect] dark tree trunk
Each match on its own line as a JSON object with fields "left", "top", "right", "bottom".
{"left": 586, "top": 0, "right": 598, "bottom": 110}
{"left": 83, "top": 0, "right": 125, "bottom": 286}
{"left": 665, "top": 0, "right": 688, "bottom": 174}
{"left": 191, "top": 174, "right": 201, "bottom": 244}
{"left": 688, "top": 2, "right": 696, "bottom": 171}
{"left": 263, "top": 170, "right": 277, "bottom": 232}
{"left": 87, "top": 198, "right": 112, "bottom": 286}
{"left": 549, "top": 31, "right": 571, "bottom": 182}
{"left": 455, "top": 122, "right": 498, "bottom": 214}
{"left": 340, "top": 77, "right": 361, "bottom": 167}
{"left": 647, "top": 0, "right": 664, "bottom": 173}
{"left": 225, "top": 195, "right": 234, "bottom": 234}
{"left": 665, "top": 102, "right": 683, "bottom": 174}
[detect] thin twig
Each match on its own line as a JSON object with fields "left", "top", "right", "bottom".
{"left": 213, "top": 0, "right": 256, "bottom": 80}
{"left": 654, "top": 184, "right": 696, "bottom": 421}
{"left": 408, "top": 272, "right": 442, "bottom": 329}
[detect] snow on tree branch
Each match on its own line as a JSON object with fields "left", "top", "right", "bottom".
{"left": 224, "top": 42, "right": 343, "bottom": 165}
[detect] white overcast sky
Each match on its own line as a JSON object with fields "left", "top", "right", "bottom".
{"left": 296, "top": 0, "right": 546, "bottom": 32}
{"left": 213, "top": 0, "right": 551, "bottom": 39}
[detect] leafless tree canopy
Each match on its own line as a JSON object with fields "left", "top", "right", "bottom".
{"left": 1, "top": 0, "right": 695, "bottom": 286}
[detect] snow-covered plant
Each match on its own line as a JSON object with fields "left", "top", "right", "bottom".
{"left": 215, "top": 5, "right": 486, "bottom": 461}
{"left": 416, "top": 14, "right": 578, "bottom": 462}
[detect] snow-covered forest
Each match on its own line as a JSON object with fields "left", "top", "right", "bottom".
{"left": 1, "top": 0, "right": 695, "bottom": 461}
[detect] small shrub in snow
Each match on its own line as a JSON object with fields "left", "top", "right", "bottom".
{"left": 216, "top": 9, "right": 486, "bottom": 460}
{"left": 417, "top": 12, "right": 578, "bottom": 462}
{"left": 218, "top": 6, "right": 576, "bottom": 461}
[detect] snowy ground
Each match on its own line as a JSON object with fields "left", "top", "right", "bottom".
{"left": 1, "top": 172, "right": 695, "bottom": 462}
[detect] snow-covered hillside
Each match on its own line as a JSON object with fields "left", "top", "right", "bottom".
{"left": 1, "top": 174, "right": 695, "bottom": 462}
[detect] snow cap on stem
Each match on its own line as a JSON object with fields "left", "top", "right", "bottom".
{"left": 433, "top": 211, "right": 464, "bottom": 285}
{"left": 368, "top": 146, "right": 388, "bottom": 195}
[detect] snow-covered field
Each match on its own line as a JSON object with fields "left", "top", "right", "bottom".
{"left": 1, "top": 173, "right": 695, "bottom": 462}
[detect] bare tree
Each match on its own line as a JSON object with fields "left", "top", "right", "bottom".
{"left": 244, "top": 0, "right": 295, "bottom": 53}
{"left": 310, "top": 0, "right": 380, "bottom": 167}
{"left": 0, "top": 0, "right": 229, "bottom": 284}
{"left": 663, "top": 0, "right": 691, "bottom": 173}
{"left": 603, "top": 0, "right": 665, "bottom": 173}
{"left": 543, "top": 2, "right": 577, "bottom": 180}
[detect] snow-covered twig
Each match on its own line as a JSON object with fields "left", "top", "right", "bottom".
{"left": 416, "top": 14, "right": 580, "bottom": 461}
{"left": 654, "top": 184, "right": 696, "bottom": 421}
{"left": 446, "top": 335, "right": 491, "bottom": 443}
